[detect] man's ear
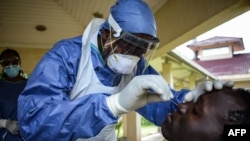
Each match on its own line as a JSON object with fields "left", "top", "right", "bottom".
{"left": 101, "top": 29, "right": 110, "bottom": 40}
{"left": 98, "top": 29, "right": 110, "bottom": 54}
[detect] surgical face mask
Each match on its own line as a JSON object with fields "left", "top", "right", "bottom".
{"left": 107, "top": 54, "right": 140, "bottom": 74}
{"left": 3, "top": 65, "right": 21, "bottom": 78}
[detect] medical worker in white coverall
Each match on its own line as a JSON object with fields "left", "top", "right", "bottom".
{"left": 17, "top": 0, "right": 233, "bottom": 140}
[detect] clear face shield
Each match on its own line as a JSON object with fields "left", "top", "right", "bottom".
{"left": 102, "top": 31, "right": 159, "bottom": 59}
{"left": 102, "top": 14, "right": 160, "bottom": 62}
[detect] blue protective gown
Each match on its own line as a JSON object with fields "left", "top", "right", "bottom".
{"left": 18, "top": 19, "right": 189, "bottom": 141}
{"left": 0, "top": 79, "right": 27, "bottom": 141}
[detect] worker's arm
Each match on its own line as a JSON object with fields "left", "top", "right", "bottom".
{"left": 18, "top": 37, "right": 118, "bottom": 141}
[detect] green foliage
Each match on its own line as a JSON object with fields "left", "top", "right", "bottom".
{"left": 116, "top": 119, "right": 123, "bottom": 138}
{"left": 141, "top": 117, "right": 153, "bottom": 126}
{"left": 115, "top": 117, "right": 159, "bottom": 138}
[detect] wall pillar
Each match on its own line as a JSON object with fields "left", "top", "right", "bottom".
{"left": 162, "top": 60, "right": 173, "bottom": 88}
{"left": 189, "top": 72, "right": 196, "bottom": 89}
{"left": 125, "top": 112, "right": 141, "bottom": 141}
{"left": 122, "top": 114, "right": 127, "bottom": 137}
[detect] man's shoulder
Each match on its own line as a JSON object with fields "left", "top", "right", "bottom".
{"left": 51, "top": 35, "right": 82, "bottom": 52}
{"left": 56, "top": 35, "right": 82, "bottom": 45}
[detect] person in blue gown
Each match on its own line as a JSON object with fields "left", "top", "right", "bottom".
{"left": 17, "top": 0, "right": 233, "bottom": 140}
{"left": 0, "top": 48, "right": 27, "bottom": 141}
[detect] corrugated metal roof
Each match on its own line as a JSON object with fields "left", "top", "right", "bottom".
{"left": 194, "top": 53, "right": 250, "bottom": 76}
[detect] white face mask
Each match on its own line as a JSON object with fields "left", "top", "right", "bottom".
{"left": 107, "top": 54, "right": 140, "bottom": 74}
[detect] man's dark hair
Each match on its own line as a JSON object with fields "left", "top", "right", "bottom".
{"left": 228, "top": 88, "right": 250, "bottom": 125}
{"left": 0, "top": 48, "right": 21, "bottom": 61}
{"left": 219, "top": 88, "right": 250, "bottom": 141}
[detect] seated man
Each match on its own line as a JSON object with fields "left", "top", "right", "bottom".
{"left": 161, "top": 87, "right": 250, "bottom": 141}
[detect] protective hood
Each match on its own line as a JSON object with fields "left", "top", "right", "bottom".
{"left": 101, "top": 0, "right": 157, "bottom": 37}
